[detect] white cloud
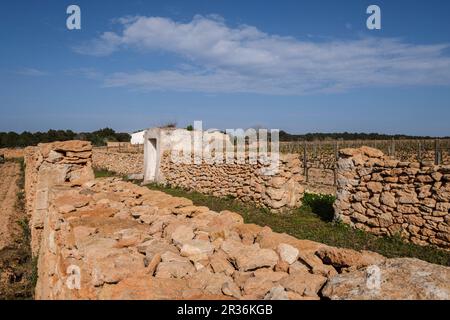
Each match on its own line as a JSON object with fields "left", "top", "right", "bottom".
{"left": 16, "top": 67, "right": 49, "bottom": 76}
{"left": 75, "top": 15, "right": 450, "bottom": 95}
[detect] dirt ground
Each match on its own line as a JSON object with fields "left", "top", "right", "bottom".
{"left": 0, "top": 162, "right": 22, "bottom": 250}
{"left": 0, "top": 161, "right": 34, "bottom": 299}
{"left": 304, "top": 168, "right": 337, "bottom": 195}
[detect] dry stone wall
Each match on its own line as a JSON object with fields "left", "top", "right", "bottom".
{"left": 0, "top": 148, "right": 25, "bottom": 159}
{"left": 31, "top": 177, "right": 337, "bottom": 300}
{"left": 92, "top": 148, "right": 143, "bottom": 176}
{"left": 159, "top": 152, "right": 305, "bottom": 212}
{"left": 334, "top": 146, "right": 450, "bottom": 249}
{"left": 24, "top": 141, "right": 95, "bottom": 255}
{"left": 21, "top": 141, "right": 450, "bottom": 300}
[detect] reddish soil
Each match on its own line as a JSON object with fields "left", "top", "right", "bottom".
{"left": 0, "top": 161, "right": 34, "bottom": 300}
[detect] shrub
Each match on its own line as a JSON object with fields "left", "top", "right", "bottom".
{"left": 302, "top": 192, "right": 336, "bottom": 222}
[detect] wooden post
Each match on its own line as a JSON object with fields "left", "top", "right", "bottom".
{"left": 334, "top": 140, "right": 339, "bottom": 186}
{"left": 435, "top": 139, "right": 440, "bottom": 165}
{"left": 391, "top": 138, "right": 396, "bottom": 158}
{"left": 303, "top": 141, "right": 308, "bottom": 183}
{"left": 418, "top": 141, "right": 422, "bottom": 162}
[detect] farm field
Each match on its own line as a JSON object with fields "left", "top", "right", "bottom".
{"left": 279, "top": 139, "right": 450, "bottom": 194}
{"left": 0, "top": 160, "right": 34, "bottom": 300}
{"left": 280, "top": 139, "right": 450, "bottom": 167}
{"left": 0, "top": 162, "right": 22, "bottom": 250}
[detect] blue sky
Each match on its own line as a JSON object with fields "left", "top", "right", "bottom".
{"left": 1, "top": 0, "right": 450, "bottom": 135}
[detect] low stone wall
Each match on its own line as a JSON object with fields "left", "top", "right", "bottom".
{"left": 92, "top": 148, "right": 143, "bottom": 176}
{"left": 24, "top": 141, "right": 94, "bottom": 255}
{"left": 159, "top": 152, "right": 305, "bottom": 212}
{"left": 21, "top": 141, "right": 450, "bottom": 300}
{"left": 0, "top": 148, "right": 25, "bottom": 159}
{"left": 334, "top": 146, "right": 450, "bottom": 249}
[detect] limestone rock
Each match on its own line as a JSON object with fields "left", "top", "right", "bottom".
{"left": 264, "top": 286, "right": 289, "bottom": 300}
{"left": 155, "top": 261, "right": 195, "bottom": 279}
{"left": 322, "top": 258, "right": 450, "bottom": 300}
{"left": 243, "top": 276, "right": 276, "bottom": 298}
{"left": 99, "top": 277, "right": 188, "bottom": 300}
{"left": 180, "top": 239, "right": 214, "bottom": 260}
{"left": 222, "top": 241, "right": 279, "bottom": 272}
{"left": 170, "top": 225, "right": 195, "bottom": 247}
{"left": 277, "top": 243, "right": 299, "bottom": 265}
{"left": 360, "top": 146, "right": 384, "bottom": 158}
{"left": 279, "top": 271, "right": 327, "bottom": 298}
{"left": 222, "top": 281, "right": 242, "bottom": 299}
{"left": 316, "top": 247, "right": 386, "bottom": 269}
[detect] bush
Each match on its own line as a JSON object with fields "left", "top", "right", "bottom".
{"left": 302, "top": 192, "right": 336, "bottom": 222}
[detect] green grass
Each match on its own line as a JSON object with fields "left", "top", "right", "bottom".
{"left": 145, "top": 183, "right": 450, "bottom": 267}
{"left": 94, "top": 168, "right": 133, "bottom": 181}
{"left": 94, "top": 168, "right": 119, "bottom": 178}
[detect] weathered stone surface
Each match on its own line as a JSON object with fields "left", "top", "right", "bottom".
{"left": 279, "top": 271, "right": 327, "bottom": 298}
{"left": 180, "top": 240, "right": 214, "bottom": 260}
{"left": 99, "top": 277, "right": 188, "bottom": 300}
{"left": 277, "top": 243, "right": 299, "bottom": 265}
{"left": 367, "top": 182, "right": 383, "bottom": 193}
{"left": 380, "top": 192, "right": 396, "bottom": 208}
{"left": 334, "top": 146, "right": 450, "bottom": 249}
{"left": 322, "top": 258, "right": 450, "bottom": 300}
{"left": 222, "top": 281, "right": 242, "bottom": 299}
{"left": 170, "top": 225, "right": 195, "bottom": 247}
{"left": 92, "top": 149, "right": 143, "bottom": 177}
{"left": 360, "top": 146, "right": 384, "bottom": 158}
{"left": 316, "top": 247, "right": 385, "bottom": 269}
{"left": 157, "top": 151, "right": 305, "bottom": 212}
{"left": 243, "top": 275, "right": 276, "bottom": 298}
{"left": 223, "top": 241, "right": 279, "bottom": 272}
{"left": 155, "top": 261, "right": 195, "bottom": 279}
{"left": 209, "top": 251, "right": 236, "bottom": 276}
{"left": 264, "top": 286, "right": 289, "bottom": 300}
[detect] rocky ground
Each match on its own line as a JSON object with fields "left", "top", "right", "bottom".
{"left": 37, "top": 177, "right": 450, "bottom": 300}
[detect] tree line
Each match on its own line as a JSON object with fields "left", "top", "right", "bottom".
{"left": 0, "top": 128, "right": 131, "bottom": 148}
{"left": 2, "top": 128, "right": 446, "bottom": 148}
{"left": 279, "top": 131, "right": 448, "bottom": 142}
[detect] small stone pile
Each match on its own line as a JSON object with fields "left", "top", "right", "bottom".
{"left": 92, "top": 148, "right": 143, "bottom": 177}
{"left": 160, "top": 153, "right": 305, "bottom": 212}
{"left": 334, "top": 146, "right": 450, "bottom": 249}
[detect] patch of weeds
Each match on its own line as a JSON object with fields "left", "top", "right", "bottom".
{"left": 17, "top": 219, "right": 31, "bottom": 245}
{"left": 302, "top": 192, "right": 336, "bottom": 222}
{"left": 94, "top": 168, "right": 118, "bottom": 178}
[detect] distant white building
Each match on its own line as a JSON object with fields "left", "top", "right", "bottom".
{"left": 130, "top": 130, "right": 146, "bottom": 145}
